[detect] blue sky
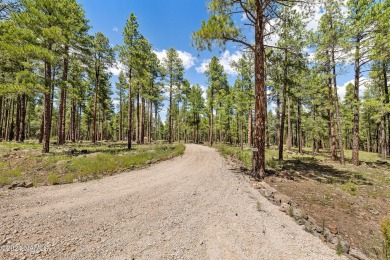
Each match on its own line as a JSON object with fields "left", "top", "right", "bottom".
{"left": 78, "top": 0, "right": 359, "bottom": 120}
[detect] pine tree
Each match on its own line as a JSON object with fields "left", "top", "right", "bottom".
{"left": 162, "top": 48, "right": 184, "bottom": 144}
{"left": 90, "top": 32, "right": 114, "bottom": 144}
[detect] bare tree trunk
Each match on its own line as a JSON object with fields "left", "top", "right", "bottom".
{"left": 169, "top": 79, "right": 173, "bottom": 144}
{"left": 15, "top": 95, "right": 21, "bottom": 142}
{"left": 248, "top": 104, "right": 252, "bottom": 146}
{"left": 136, "top": 92, "right": 140, "bottom": 144}
{"left": 19, "top": 94, "right": 26, "bottom": 142}
{"left": 127, "top": 69, "right": 133, "bottom": 150}
{"left": 297, "top": 98, "right": 302, "bottom": 154}
{"left": 286, "top": 97, "right": 292, "bottom": 151}
{"left": 326, "top": 52, "right": 337, "bottom": 160}
{"left": 154, "top": 101, "right": 158, "bottom": 143}
{"left": 352, "top": 37, "right": 361, "bottom": 165}
{"left": 58, "top": 46, "right": 68, "bottom": 145}
{"left": 252, "top": 2, "right": 266, "bottom": 179}
{"left": 381, "top": 114, "right": 386, "bottom": 159}
{"left": 209, "top": 100, "right": 213, "bottom": 146}
{"left": 240, "top": 111, "right": 243, "bottom": 150}
{"left": 92, "top": 65, "right": 100, "bottom": 144}
{"left": 43, "top": 61, "right": 52, "bottom": 153}
{"left": 278, "top": 50, "right": 288, "bottom": 160}
{"left": 141, "top": 95, "right": 145, "bottom": 144}
{"left": 330, "top": 47, "right": 345, "bottom": 165}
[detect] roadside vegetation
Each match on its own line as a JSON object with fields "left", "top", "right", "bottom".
{"left": 0, "top": 142, "right": 185, "bottom": 187}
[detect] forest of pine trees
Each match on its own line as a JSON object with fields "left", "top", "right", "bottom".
{"left": 0, "top": 0, "right": 389, "bottom": 179}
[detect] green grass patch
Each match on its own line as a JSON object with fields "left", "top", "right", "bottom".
{"left": 0, "top": 142, "right": 185, "bottom": 186}
{"left": 382, "top": 217, "right": 390, "bottom": 260}
{"left": 341, "top": 181, "right": 358, "bottom": 196}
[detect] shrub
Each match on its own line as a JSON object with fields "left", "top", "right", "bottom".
{"left": 48, "top": 173, "right": 59, "bottom": 185}
{"left": 341, "top": 181, "right": 358, "bottom": 196}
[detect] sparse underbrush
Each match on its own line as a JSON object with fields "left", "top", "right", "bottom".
{"left": 215, "top": 143, "right": 390, "bottom": 259}
{"left": 0, "top": 141, "right": 185, "bottom": 186}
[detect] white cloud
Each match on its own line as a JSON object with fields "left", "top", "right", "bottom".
{"left": 153, "top": 49, "right": 196, "bottom": 70}
{"left": 241, "top": 13, "right": 248, "bottom": 21}
{"left": 113, "top": 27, "right": 118, "bottom": 32}
{"left": 108, "top": 61, "right": 125, "bottom": 76}
{"left": 196, "top": 50, "right": 243, "bottom": 76}
{"left": 195, "top": 60, "right": 210, "bottom": 73}
{"left": 337, "top": 77, "right": 368, "bottom": 100}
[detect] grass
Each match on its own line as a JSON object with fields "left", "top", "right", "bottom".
{"left": 382, "top": 217, "right": 390, "bottom": 260}
{"left": 341, "top": 182, "right": 358, "bottom": 196}
{"left": 0, "top": 141, "right": 185, "bottom": 186}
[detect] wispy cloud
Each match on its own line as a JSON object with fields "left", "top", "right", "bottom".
{"left": 196, "top": 50, "right": 242, "bottom": 76}
{"left": 153, "top": 49, "right": 197, "bottom": 70}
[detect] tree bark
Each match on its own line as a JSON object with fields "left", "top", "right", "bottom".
{"left": 297, "top": 98, "right": 302, "bottom": 154}
{"left": 327, "top": 52, "right": 337, "bottom": 161}
{"left": 136, "top": 92, "right": 140, "bottom": 144}
{"left": 286, "top": 97, "right": 292, "bottom": 151}
{"left": 278, "top": 50, "right": 288, "bottom": 160}
{"left": 127, "top": 68, "right": 133, "bottom": 150}
{"left": 252, "top": 2, "right": 266, "bottom": 179}
{"left": 209, "top": 96, "right": 213, "bottom": 146}
{"left": 248, "top": 104, "right": 252, "bottom": 146}
{"left": 42, "top": 61, "right": 52, "bottom": 153}
{"left": 169, "top": 78, "right": 173, "bottom": 144}
{"left": 332, "top": 47, "right": 345, "bottom": 164}
{"left": 19, "top": 94, "right": 26, "bottom": 142}
{"left": 352, "top": 36, "right": 361, "bottom": 165}
{"left": 141, "top": 95, "right": 145, "bottom": 144}
{"left": 92, "top": 64, "right": 100, "bottom": 144}
{"left": 58, "top": 46, "right": 69, "bottom": 145}
{"left": 15, "top": 95, "right": 21, "bottom": 142}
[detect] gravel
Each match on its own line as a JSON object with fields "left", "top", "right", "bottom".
{"left": 0, "top": 144, "right": 346, "bottom": 259}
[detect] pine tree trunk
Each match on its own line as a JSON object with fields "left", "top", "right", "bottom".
{"left": 169, "top": 80, "right": 173, "bottom": 144}
{"left": 332, "top": 48, "right": 345, "bottom": 164}
{"left": 58, "top": 46, "right": 69, "bottom": 145}
{"left": 154, "top": 101, "right": 158, "bottom": 143}
{"left": 119, "top": 89, "right": 123, "bottom": 141}
{"left": 278, "top": 50, "right": 288, "bottom": 160}
{"left": 352, "top": 36, "right": 361, "bottom": 165}
{"left": 327, "top": 52, "right": 337, "bottom": 160}
{"left": 252, "top": 2, "right": 266, "bottom": 179}
{"left": 148, "top": 100, "right": 152, "bottom": 143}
{"left": 286, "top": 97, "right": 292, "bottom": 151}
{"left": 381, "top": 114, "right": 386, "bottom": 159}
{"left": 92, "top": 66, "right": 100, "bottom": 144}
{"left": 297, "top": 98, "right": 302, "bottom": 154}
{"left": 240, "top": 111, "right": 243, "bottom": 150}
{"left": 135, "top": 92, "right": 139, "bottom": 144}
{"left": 19, "top": 94, "right": 26, "bottom": 142}
{"left": 209, "top": 100, "right": 213, "bottom": 146}
{"left": 42, "top": 61, "right": 52, "bottom": 153}
{"left": 8, "top": 99, "right": 15, "bottom": 141}
{"left": 248, "top": 104, "right": 252, "bottom": 146}
{"left": 382, "top": 62, "right": 390, "bottom": 155}
{"left": 15, "top": 95, "right": 21, "bottom": 142}
{"left": 127, "top": 69, "right": 133, "bottom": 150}
{"left": 141, "top": 95, "right": 145, "bottom": 144}
{"left": 71, "top": 98, "right": 76, "bottom": 142}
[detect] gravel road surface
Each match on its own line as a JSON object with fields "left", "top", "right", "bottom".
{"left": 0, "top": 144, "right": 345, "bottom": 260}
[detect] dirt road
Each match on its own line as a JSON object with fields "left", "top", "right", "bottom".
{"left": 0, "top": 145, "right": 345, "bottom": 260}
